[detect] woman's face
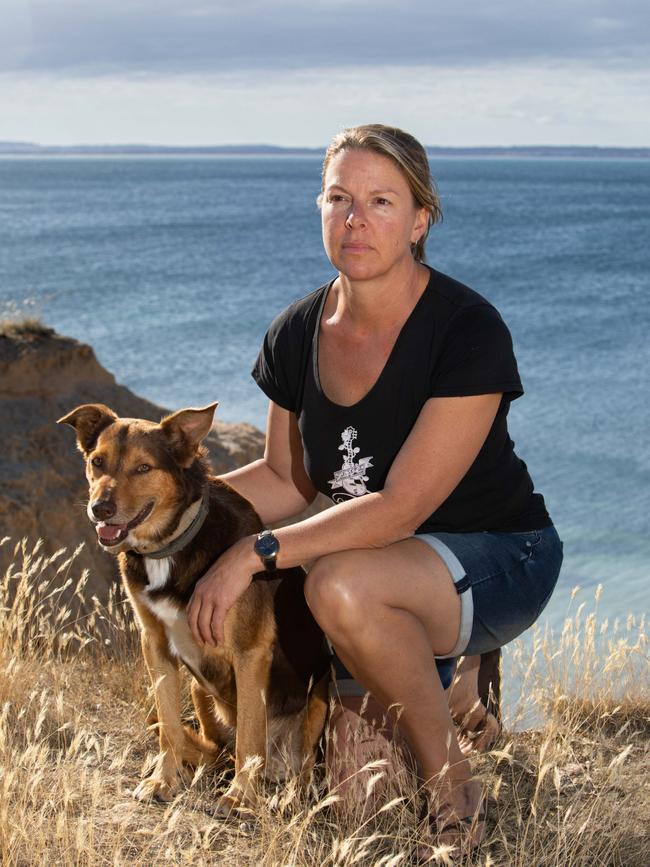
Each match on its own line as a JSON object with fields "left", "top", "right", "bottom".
{"left": 321, "top": 148, "right": 428, "bottom": 282}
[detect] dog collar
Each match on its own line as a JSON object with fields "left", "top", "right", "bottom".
{"left": 136, "top": 490, "right": 210, "bottom": 560}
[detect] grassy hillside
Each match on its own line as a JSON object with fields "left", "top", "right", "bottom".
{"left": 0, "top": 537, "right": 647, "bottom": 866}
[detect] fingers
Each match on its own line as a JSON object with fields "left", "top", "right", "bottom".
{"left": 188, "top": 583, "right": 226, "bottom": 647}
{"left": 211, "top": 609, "right": 225, "bottom": 646}
{"left": 187, "top": 549, "right": 254, "bottom": 648}
{"left": 197, "top": 598, "right": 219, "bottom": 647}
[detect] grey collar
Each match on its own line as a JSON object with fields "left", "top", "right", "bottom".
{"left": 136, "top": 491, "right": 210, "bottom": 560}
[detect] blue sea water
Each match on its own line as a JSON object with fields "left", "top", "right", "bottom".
{"left": 1, "top": 155, "right": 648, "bottom": 644}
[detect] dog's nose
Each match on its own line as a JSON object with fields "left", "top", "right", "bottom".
{"left": 91, "top": 499, "right": 116, "bottom": 521}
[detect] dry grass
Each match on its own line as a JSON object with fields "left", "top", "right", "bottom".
{"left": 0, "top": 537, "right": 648, "bottom": 866}
{"left": 0, "top": 317, "right": 53, "bottom": 338}
{"left": 0, "top": 298, "right": 52, "bottom": 338}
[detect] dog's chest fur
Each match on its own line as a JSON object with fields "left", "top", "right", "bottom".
{"left": 138, "top": 556, "right": 221, "bottom": 692}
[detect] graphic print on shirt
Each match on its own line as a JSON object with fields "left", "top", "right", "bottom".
{"left": 328, "top": 426, "right": 374, "bottom": 503}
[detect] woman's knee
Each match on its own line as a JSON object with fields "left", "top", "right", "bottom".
{"left": 304, "top": 552, "right": 369, "bottom": 637}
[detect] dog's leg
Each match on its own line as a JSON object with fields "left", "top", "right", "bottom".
{"left": 133, "top": 631, "right": 188, "bottom": 802}
{"left": 215, "top": 651, "right": 271, "bottom": 816}
{"left": 180, "top": 726, "right": 227, "bottom": 770}
{"left": 299, "top": 671, "right": 329, "bottom": 785}
{"left": 186, "top": 680, "right": 232, "bottom": 766}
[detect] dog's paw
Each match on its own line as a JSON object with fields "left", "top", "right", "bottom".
{"left": 214, "top": 786, "right": 256, "bottom": 819}
{"left": 133, "top": 774, "right": 179, "bottom": 803}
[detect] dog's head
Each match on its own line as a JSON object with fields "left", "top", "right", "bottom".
{"left": 57, "top": 402, "right": 217, "bottom": 553}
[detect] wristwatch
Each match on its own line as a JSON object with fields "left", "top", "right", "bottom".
{"left": 254, "top": 529, "right": 280, "bottom": 572}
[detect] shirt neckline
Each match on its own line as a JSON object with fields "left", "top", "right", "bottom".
{"left": 312, "top": 266, "right": 435, "bottom": 411}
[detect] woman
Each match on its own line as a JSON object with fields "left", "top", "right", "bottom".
{"left": 187, "top": 124, "right": 563, "bottom": 852}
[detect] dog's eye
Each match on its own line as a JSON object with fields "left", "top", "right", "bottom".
{"left": 136, "top": 464, "right": 151, "bottom": 474}
{"left": 91, "top": 456, "right": 103, "bottom": 468}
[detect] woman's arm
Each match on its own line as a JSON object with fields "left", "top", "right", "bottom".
{"left": 265, "top": 391, "right": 502, "bottom": 566}
{"left": 189, "top": 392, "right": 501, "bottom": 645}
{"left": 220, "top": 401, "right": 318, "bottom": 525}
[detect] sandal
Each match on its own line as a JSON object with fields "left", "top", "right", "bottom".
{"left": 416, "top": 796, "right": 487, "bottom": 862}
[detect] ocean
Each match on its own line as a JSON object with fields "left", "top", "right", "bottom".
{"left": 1, "top": 154, "right": 648, "bottom": 658}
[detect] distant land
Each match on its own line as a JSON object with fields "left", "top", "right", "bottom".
{"left": 0, "top": 141, "right": 649, "bottom": 159}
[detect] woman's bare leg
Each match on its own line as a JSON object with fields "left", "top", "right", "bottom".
{"left": 306, "top": 538, "right": 485, "bottom": 843}
{"left": 447, "top": 654, "right": 501, "bottom": 754}
{"left": 326, "top": 657, "right": 500, "bottom": 806}
{"left": 325, "top": 692, "right": 416, "bottom": 813}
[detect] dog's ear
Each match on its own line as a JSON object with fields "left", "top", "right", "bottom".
{"left": 159, "top": 402, "right": 218, "bottom": 468}
{"left": 57, "top": 404, "right": 118, "bottom": 454}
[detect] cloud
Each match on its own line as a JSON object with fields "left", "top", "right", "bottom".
{"left": 1, "top": 2, "right": 647, "bottom": 147}
{"left": 2, "top": 0, "right": 649, "bottom": 75}
{"left": 1, "top": 62, "right": 648, "bottom": 147}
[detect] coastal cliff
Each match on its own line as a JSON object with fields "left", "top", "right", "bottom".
{"left": 0, "top": 322, "right": 265, "bottom": 588}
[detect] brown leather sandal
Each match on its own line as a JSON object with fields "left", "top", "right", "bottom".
{"left": 416, "top": 799, "right": 487, "bottom": 862}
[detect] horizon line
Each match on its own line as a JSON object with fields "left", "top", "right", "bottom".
{"left": 1, "top": 141, "right": 649, "bottom": 155}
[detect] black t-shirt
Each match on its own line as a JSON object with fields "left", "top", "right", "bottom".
{"left": 252, "top": 267, "right": 551, "bottom": 533}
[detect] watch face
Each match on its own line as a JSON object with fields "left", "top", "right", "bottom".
{"left": 255, "top": 531, "right": 279, "bottom": 559}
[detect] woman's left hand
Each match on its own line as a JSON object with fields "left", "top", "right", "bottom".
{"left": 187, "top": 536, "right": 258, "bottom": 646}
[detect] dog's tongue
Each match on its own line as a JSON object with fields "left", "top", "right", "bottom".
{"left": 97, "top": 523, "right": 126, "bottom": 542}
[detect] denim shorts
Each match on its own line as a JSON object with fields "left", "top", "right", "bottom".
{"left": 330, "top": 525, "right": 563, "bottom": 693}
{"left": 420, "top": 524, "right": 563, "bottom": 657}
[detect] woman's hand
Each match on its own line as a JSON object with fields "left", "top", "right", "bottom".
{"left": 187, "top": 536, "right": 259, "bottom": 646}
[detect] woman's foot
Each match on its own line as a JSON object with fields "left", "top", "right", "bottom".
{"left": 416, "top": 779, "right": 487, "bottom": 862}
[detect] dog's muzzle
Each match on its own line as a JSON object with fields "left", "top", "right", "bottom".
{"left": 94, "top": 501, "right": 154, "bottom": 547}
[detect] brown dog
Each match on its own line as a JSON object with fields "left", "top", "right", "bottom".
{"left": 58, "top": 401, "right": 330, "bottom": 812}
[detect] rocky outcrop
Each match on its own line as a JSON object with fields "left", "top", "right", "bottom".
{"left": 0, "top": 324, "right": 265, "bottom": 590}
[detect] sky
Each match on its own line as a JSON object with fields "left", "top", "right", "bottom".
{"left": 1, "top": 0, "right": 649, "bottom": 147}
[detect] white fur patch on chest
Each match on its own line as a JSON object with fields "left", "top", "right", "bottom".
{"left": 139, "top": 590, "right": 205, "bottom": 679}
{"left": 140, "top": 555, "right": 204, "bottom": 680}
{"left": 144, "top": 556, "right": 172, "bottom": 590}
{"left": 141, "top": 593, "right": 180, "bottom": 628}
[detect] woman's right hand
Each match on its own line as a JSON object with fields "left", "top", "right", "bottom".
{"left": 187, "top": 536, "right": 258, "bottom": 646}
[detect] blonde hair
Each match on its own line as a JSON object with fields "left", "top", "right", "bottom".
{"left": 321, "top": 124, "right": 442, "bottom": 262}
